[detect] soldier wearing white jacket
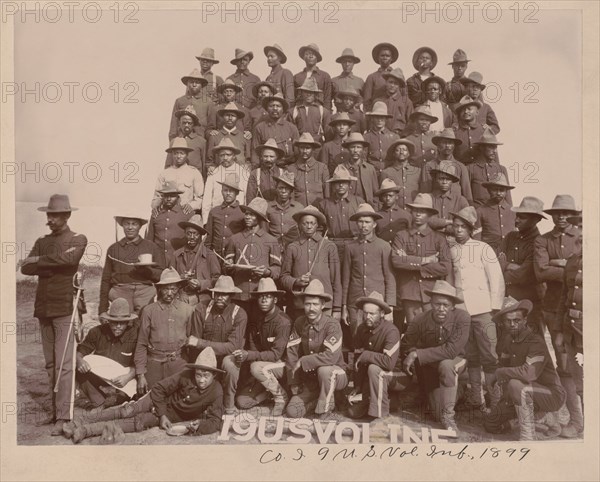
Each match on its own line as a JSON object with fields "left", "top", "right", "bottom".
{"left": 448, "top": 206, "right": 505, "bottom": 412}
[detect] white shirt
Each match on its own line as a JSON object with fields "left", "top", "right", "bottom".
{"left": 151, "top": 164, "right": 205, "bottom": 211}
{"left": 449, "top": 238, "right": 505, "bottom": 316}
{"left": 201, "top": 163, "right": 249, "bottom": 221}
{"left": 425, "top": 100, "right": 444, "bottom": 133}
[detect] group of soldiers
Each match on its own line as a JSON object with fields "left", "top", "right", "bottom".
{"left": 22, "top": 42, "right": 583, "bottom": 444}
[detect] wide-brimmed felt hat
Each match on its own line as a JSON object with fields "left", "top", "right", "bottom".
{"left": 482, "top": 173, "right": 515, "bottom": 190}
{"left": 251, "top": 277, "right": 285, "bottom": 296}
{"left": 422, "top": 75, "right": 446, "bottom": 92}
{"left": 252, "top": 81, "right": 276, "bottom": 98}
{"left": 432, "top": 128, "right": 462, "bottom": 146}
{"left": 350, "top": 203, "right": 383, "bottom": 221}
{"left": 230, "top": 48, "right": 254, "bottom": 64}
{"left": 217, "top": 80, "right": 243, "bottom": 95}
{"left": 38, "top": 194, "right": 77, "bottom": 213}
{"left": 355, "top": 291, "right": 392, "bottom": 314}
{"left": 294, "top": 132, "right": 321, "bottom": 148}
{"left": 99, "top": 298, "right": 137, "bottom": 323}
{"left": 195, "top": 47, "right": 219, "bottom": 63}
{"left": 299, "top": 43, "right": 322, "bottom": 62}
{"left": 296, "top": 279, "right": 332, "bottom": 302}
{"left": 325, "top": 164, "right": 358, "bottom": 184}
{"left": 511, "top": 196, "right": 546, "bottom": 218}
{"left": 492, "top": 296, "right": 533, "bottom": 323}
{"left": 186, "top": 347, "right": 226, "bottom": 374}
{"left": 450, "top": 206, "right": 478, "bottom": 229}
{"left": 409, "top": 105, "right": 439, "bottom": 122}
{"left": 366, "top": 101, "right": 392, "bottom": 117}
{"left": 217, "top": 177, "right": 242, "bottom": 192}
{"left": 174, "top": 105, "right": 200, "bottom": 125}
{"left": 406, "top": 193, "right": 438, "bottom": 214}
{"left": 448, "top": 49, "right": 471, "bottom": 65}
{"left": 261, "top": 93, "right": 289, "bottom": 112}
{"left": 424, "top": 280, "right": 463, "bottom": 304}
{"left": 543, "top": 194, "right": 579, "bottom": 215}
{"left": 567, "top": 212, "right": 582, "bottom": 225}
{"left": 157, "top": 180, "right": 185, "bottom": 196}
{"left": 254, "top": 137, "right": 285, "bottom": 157}
{"left": 375, "top": 178, "right": 401, "bottom": 197}
{"left": 387, "top": 138, "right": 416, "bottom": 157}
{"left": 453, "top": 95, "right": 482, "bottom": 114}
{"left": 166, "top": 137, "right": 194, "bottom": 153}
{"left": 336, "top": 87, "right": 361, "bottom": 99}
{"left": 382, "top": 68, "right": 406, "bottom": 87}
{"left": 297, "top": 77, "right": 322, "bottom": 93}
{"left": 209, "top": 275, "right": 243, "bottom": 294}
{"left": 211, "top": 137, "right": 242, "bottom": 156}
{"left": 412, "top": 46, "right": 438, "bottom": 70}
{"left": 474, "top": 128, "right": 503, "bottom": 146}
{"left": 292, "top": 204, "right": 327, "bottom": 226}
{"left": 155, "top": 267, "right": 186, "bottom": 286}
{"left": 114, "top": 214, "right": 148, "bottom": 226}
{"left": 273, "top": 170, "right": 296, "bottom": 189}
{"left": 336, "top": 47, "right": 360, "bottom": 64}
{"left": 460, "top": 71, "right": 486, "bottom": 89}
{"left": 264, "top": 43, "right": 287, "bottom": 64}
{"left": 372, "top": 42, "right": 399, "bottom": 63}
{"left": 329, "top": 112, "right": 356, "bottom": 127}
{"left": 342, "top": 132, "right": 369, "bottom": 147}
{"left": 178, "top": 214, "right": 207, "bottom": 235}
{"left": 240, "top": 197, "right": 270, "bottom": 222}
{"left": 217, "top": 101, "right": 245, "bottom": 118}
{"left": 430, "top": 160, "right": 459, "bottom": 182}
{"left": 181, "top": 68, "right": 208, "bottom": 86}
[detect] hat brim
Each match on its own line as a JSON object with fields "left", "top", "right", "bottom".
{"left": 412, "top": 47, "right": 438, "bottom": 70}
{"left": 297, "top": 291, "right": 333, "bottom": 302}
{"left": 492, "top": 299, "right": 533, "bottom": 323}
{"left": 262, "top": 96, "right": 289, "bottom": 112}
{"left": 406, "top": 203, "right": 439, "bottom": 214}
{"left": 254, "top": 144, "right": 285, "bottom": 157}
{"left": 355, "top": 296, "right": 392, "bottom": 314}
{"left": 209, "top": 286, "right": 243, "bottom": 294}
{"left": 217, "top": 85, "right": 243, "bottom": 95}
{"left": 481, "top": 182, "right": 515, "bottom": 190}
{"left": 325, "top": 176, "right": 358, "bottom": 184}
{"left": 292, "top": 210, "right": 327, "bottom": 226}
{"left": 422, "top": 76, "right": 446, "bottom": 91}
{"left": 423, "top": 288, "right": 463, "bottom": 305}
{"left": 293, "top": 140, "right": 321, "bottom": 148}
{"left": 409, "top": 112, "right": 439, "bottom": 123}
{"left": 510, "top": 207, "right": 547, "bottom": 219}
{"left": 454, "top": 100, "right": 482, "bottom": 113}
{"left": 336, "top": 55, "right": 360, "bottom": 64}
{"left": 388, "top": 139, "right": 416, "bottom": 155}
{"left": 174, "top": 111, "right": 200, "bottom": 125}
{"left": 263, "top": 46, "right": 287, "bottom": 64}
{"left": 251, "top": 289, "right": 286, "bottom": 296}
{"left": 299, "top": 46, "right": 322, "bottom": 62}
{"left": 430, "top": 169, "right": 459, "bottom": 182}
{"left": 366, "top": 112, "right": 393, "bottom": 118}
{"left": 432, "top": 135, "right": 462, "bottom": 146}
{"left": 186, "top": 363, "right": 226, "bottom": 374}
{"left": 350, "top": 211, "right": 383, "bottom": 222}
{"left": 272, "top": 176, "right": 296, "bottom": 190}
{"left": 217, "top": 108, "right": 245, "bottom": 118}
{"left": 115, "top": 216, "right": 148, "bottom": 226}
{"left": 38, "top": 207, "right": 77, "bottom": 212}
{"left": 342, "top": 140, "right": 369, "bottom": 148}
{"left": 216, "top": 181, "right": 241, "bottom": 192}
{"left": 543, "top": 208, "right": 580, "bottom": 215}
{"left": 99, "top": 312, "right": 137, "bottom": 322}
{"left": 448, "top": 59, "right": 471, "bottom": 65}
{"left": 252, "top": 82, "right": 276, "bottom": 98}
{"left": 240, "top": 205, "right": 270, "bottom": 222}
{"left": 165, "top": 147, "right": 194, "bottom": 154}
{"left": 155, "top": 278, "right": 186, "bottom": 286}
{"left": 178, "top": 221, "right": 208, "bottom": 235}
{"left": 450, "top": 211, "right": 476, "bottom": 229}
{"left": 372, "top": 43, "right": 399, "bottom": 63}
{"left": 212, "top": 145, "right": 242, "bottom": 155}
{"left": 230, "top": 51, "right": 254, "bottom": 65}
{"left": 375, "top": 187, "right": 401, "bottom": 197}
{"left": 181, "top": 76, "right": 209, "bottom": 86}
{"left": 329, "top": 117, "right": 356, "bottom": 127}
{"left": 336, "top": 90, "right": 361, "bottom": 99}
{"left": 195, "top": 56, "right": 220, "bottom": 64}
{"left": 460, "top": 78, "right": 486, "bottom": 89}
{"left": 381, "top": 73, "right": 406, "bottom": 87}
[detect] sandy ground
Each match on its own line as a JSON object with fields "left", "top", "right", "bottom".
{"left": 16, "top": 273, "right": 574, "bottom": 446}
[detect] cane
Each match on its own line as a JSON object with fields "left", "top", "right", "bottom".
{"left": 54, "top": 272, "right": 85, "bottom": 395}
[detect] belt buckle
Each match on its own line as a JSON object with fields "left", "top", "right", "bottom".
{"left": 166, "top": 352, "right": 178, "bottom": 362}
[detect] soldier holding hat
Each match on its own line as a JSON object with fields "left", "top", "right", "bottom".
{"left": 331, "top": 48, "right": 365, "bottom": 111}
{"left": 391, "top": 193, "right": 452, "bottom": 324}
{"left": 169, "top": 68, "right": 210, "bottom": 140}
{"left": 152, "top": 138, "right": 204, "bottom": 214}
{"left": 99, "top": 214, "right": 164, "bottom": 317}
{"left": 281, "top": 205, "right": 342, "bottom": 322}
{"left": 286, "top": 133, "right": 329, "bottom": 206}
{"left": 64, "top": 347, "right": 225, "bottom": 443}
{"left": 168, "top": 214, "right": 221, "bottom": 307}
{"left": 206, "top": 101, "right": 251, "bottom": 168}
{"left": 319, "top": 112, "right": 355, "bottom": 175}
{"left": 476, "top": 173, "right": 517, "bottom": 253}
{"left": 246, "top": 138, "right": 286, "bottom": 201}
{"left": 444, "top": 49, "right": 470, "bottom": 105}
{"left": 134, "top": 268, "right": 195, "bottom": 392}
{"left": 248, "top": 81, "right": 276, "bottom": 130}
{"left": 452, "top": 95, "right": 485, "bottom": 165}
{"left": 228, "top": 48, "right": 261, "bottom": 109}
{"left": 75, "top": 298, "right": 139, "bottom": 410}
{"left": 382, "top": 139, "right": 421, "bottom": 210}
{"left": 363, "top": 101, "right": 401, "bottom": 174}
{"left": 266, "top": 170, "right": 304, "bottom": 249}
{"left": 188, "top": 276, "right": 248, "bottom": 414}
{"left": 233, "top": 278, "right": 292, "bottom": 416}
{"left": 363, "top": 42, "right": 399, "bottom": 111}
{"left": 21, "top": 194, "right": 88, "bottom": 434}
{"left": 165, "top": 105, "right": 207, "bottom": 175}
{"left": 375, "top": 67, "right": 414, "bottom": 136}
{"left": 340, "top": 132, "right": 380, "bottom": 207}
{"left": 348, "top": 292, "right": 405, "bottom": 420}
{"left": 294, "top": 43, "right": 332, "bottom": 108}
{"left": 403, "top": 105, "right": 438, "bottom": 164}
{"left": 285, "top": 280, "right": 348, "bottom": 420}
{"left": 196, "top": 47, "right": 224, "bottom": 103}
{"left": 406, "top": 46, "right": 439, "bottom": 106}
{"left": 291, "top": 77, "right": 332, "bottom": 146}
{"left": 264, "top": 43, "right": 295, "bottom": 107}
{"left": 207, "top": 80, "right": 251, "bottom": 136}
{"left": 461, "top": 72, "right": 500, "bottom": 134}
{"left": 402, "top": 280, "right": 471, "bottom": 432}
{"left": 484, "top": 297, "right": 565, "bottom": 441}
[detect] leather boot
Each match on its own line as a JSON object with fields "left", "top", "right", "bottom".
{"left": 560, "top": 376, "right": 584, "bottom": 437}
{"left": 516, "top": 401, "right": 536, "bottom": 441}
{"left": 72, "top": 421, "right": 109, "bottom": 444}
{"left": 484, "top": 372, "right": 502, "bottom": 412}
{"left": 272, "top": 391, "right": 289, "bottom": 417}
{"left": 543, "top": 411, "right": 561, "bottom": 437}
{"left": 437, "top": 386, "right": 459, "bottom": 434}
{"left": 467, "top": 367, "right": 485, "bottom": 408}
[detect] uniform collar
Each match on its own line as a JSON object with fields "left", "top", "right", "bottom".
{"left": 408, "top": 225, "right": 432, "bottom": 236}
{"left": 511, "top": 327, "right": 533, "bottom": 344}
{"left": 119, "top": 236, "right": 142, "bottom": 247}
{"left": 550, "top": 225, "right": 577, "bottom": 238}
{"left": 299, "top": 232, "right": 322, "bottom": 244}
{"left": 157, "top": 299, "right": 182, "bottom": 311}
{"left": 220, "top": 126, "right": 238, "bottom": 135}
{"left": 432, "top": 189, "right": 453, "bottom": 200}
{"left": 306, "top": 313, "right": 326, "bottom": 331}
{"left": 377, "top": 66, "right": 393, "bottom": 73}
{"left": 262, "top": 305, "right": 282, "bottom": 323}
{"left": 358, "top": 233, "right": 376, "bottom": 243}
{"left": 270, "top": 200, "right": 297, "bottom": 211}
{"left": 220, "top": 200, "right": 240, "bottom": 209}
{"left": 518, "top": 226, "right": 540, "bottom": 240}
{"left": 48, "top": 225, "right": 71, "bottom": 237}
{"left": 243, "top": 227, "right": 265, "bottom": 237}
{"left": 160, "top": 202, "right": 183, "bottom": 214}
{"left": 295, "top": 157, "right": 317, "bottom": 170}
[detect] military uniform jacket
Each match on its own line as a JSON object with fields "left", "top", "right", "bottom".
{"left": 354, "top": 320, "right": 401, "bottom": 372}
{"left": 382, "top": 161, "right": 422, "bottom": 209}
{"left": 224, "top": 228, "right": 282, "bottom": 300}
{"left": 499, "top": 227, "right": 540, "bottom": 301}
{"left": 376, "top": 205, "right": 411, "bottom": 244}
{"left": 496, "top": 328, "right": 562, "bottom": 388}
{"left": 453, "top": 122, "right": 485, "bottom": 164}
{"left": 406, "top": 72, "right": 437, "bottom": 106}
{"left": 476, "top": 199, "right": 517, "bottom": 253}
{"left": 317, "top": 194, "right": 363, "bottom": 239}
{"left": 267, "top": 200, "right": 304, "bottom": 247}
{"left": 252, "top": 117, "right": 299, "bottom": 165}
{"left": 294, "top": 67, "right": 333, "bottom": 108}
{"left": 204, "top": 201, "right": 245, "bottom": 256}
{"left": 468, "top": 160, "right": 512, "bottom": 206}
{"left": 78, "top": 321, "right": 139, "bottom": 368}
{"left": 420, "top": 157, "right": 473, "bottom": 204}
{"left": 169, "top": 93, "right": 211, "bottom": 139}
{"left": 403, "top": 131, "right": 437, "bottom": 164}
{"left": 286, "top": 314, "right": 344, "bottom": 385}
{"left": 428, "top": 189, "right": 470, "bottom": 231}
{"left": 363, "top": 66, "right": 393, "bottom": 111}
{"left": 246, "top": 166, "right": 284, "bottom": 202}
{"left": 364, "top": 128, "right": 400, "bottom": 173}
{"left": 557, "top": 252, "right": 582, "bottom": 334}
{"left": 342, "top": 235, "right": 396, "bottom": 307}
{"left": 246, "top": 306, "right": 292, "bottom": 362}
{"left": 331, "top": 72, "right": 365, "bottom": 102}
{"left": 476, "top": 101, "right": 500, "bottom": 134}
{"left": 265, "top": 65, "right": 296, "bottom": 107}
{"left": 375, "top": 92, "right": 414, "bottom": 134}
{"left": 318, "top": 138, "right": 347, "bottom": 175}
{"left": 146, "top": 203, "right": 191, "bottom": 261}
{"left": 286, "top": 157, "right": 330, "bottom": 206}
{"left": 290, "top": 103, "right": 332, "bottom": 143}
{"left": 228, "top": 70, "right": 262, "bottom": 108}
{"left": 444, "top": 77, "right": 466, "bottom": 105}
{"left": 165, "top": 131, "right": 206, "bottom": 174}
{"left": 391, "top": 226, "right": 451, "bottom": 303}
{"left": 341, "top": 160, "right": 380, "bottom": 208}
{"left": 534, "top": 225, "right": 579, "bottom": 312}
{"left": 21, "top": 226, "right": 87, "bottom": 318}
{"left": 167, "top": 243, "right": 221, "bottom": 294}
{"left": 191, "top": 300, "right": 247, "bottom": 356}
{"left": 206, "top": 127, "right": 251, "bottom": 167}
{"left": 403, "top": 308, "right": 471, "bottom": 365}
{"left": 207, "top": 101, "right": 250, "bottom": 133}
{"left": 280, "top": 233, "right": 342, "bottom": 311}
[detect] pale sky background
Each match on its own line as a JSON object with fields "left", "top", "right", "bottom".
{"left": 12, "top": 5, "right": 582, "bottom": 252}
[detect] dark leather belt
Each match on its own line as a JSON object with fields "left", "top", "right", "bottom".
{"left": 148, "top": 348, "right": 182, "bottom": 363}
{"left": 568, "top": 309, "right": 582, "bottom": 320}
